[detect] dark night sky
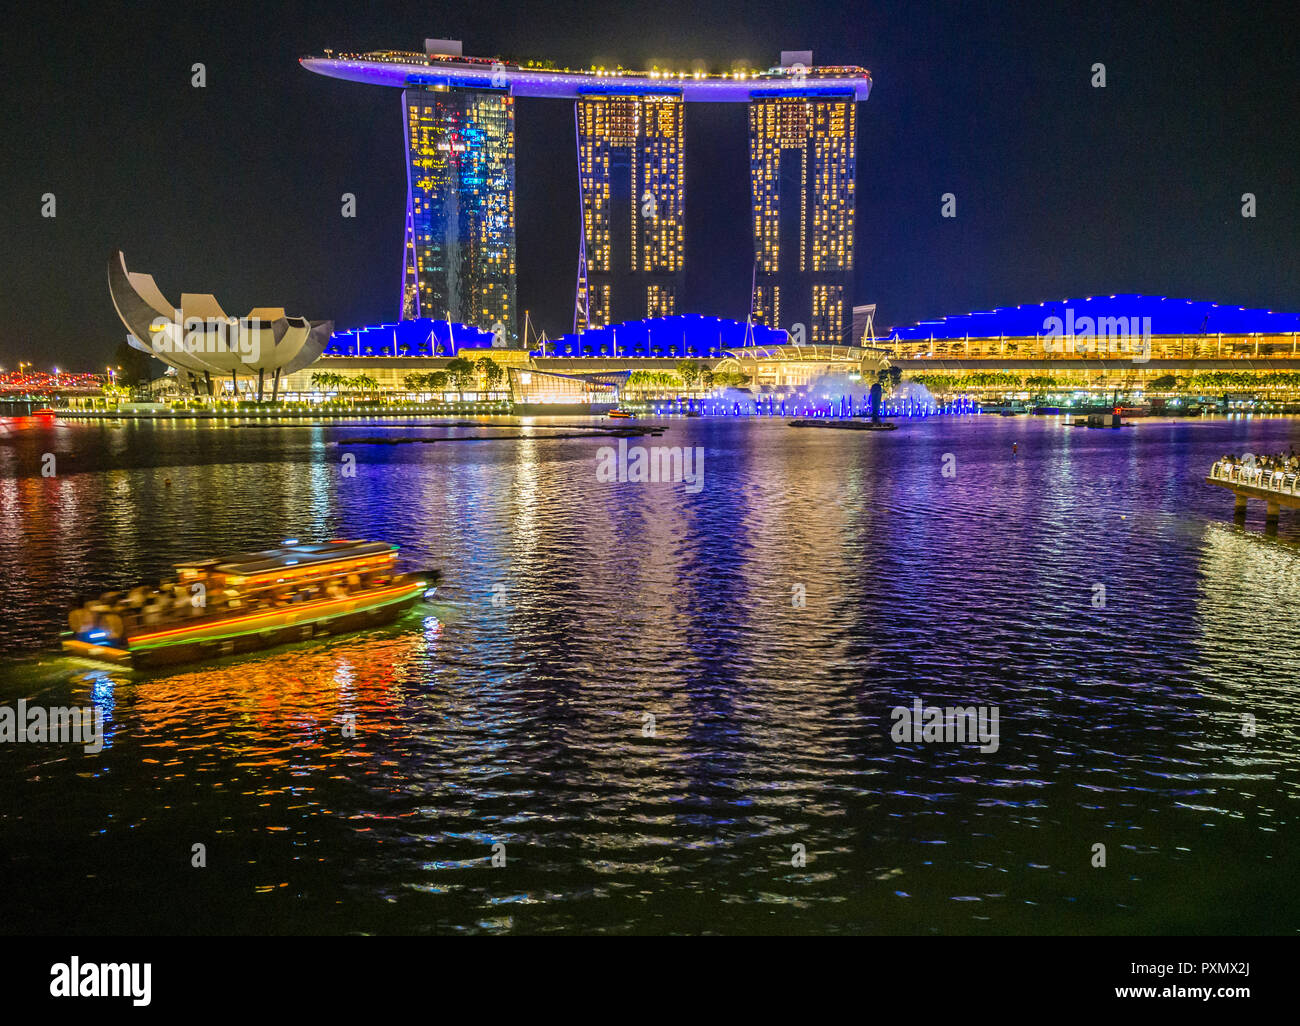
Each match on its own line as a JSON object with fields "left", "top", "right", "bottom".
{"left": 3, "top": 0, "right": 1298, "bottom": 367}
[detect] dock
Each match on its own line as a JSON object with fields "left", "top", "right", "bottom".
{"left": 788, "top": 419, "right": 898, "bottom": 431}
{"left": 1207, "top": 459, "right": 1300, "bottom": 522}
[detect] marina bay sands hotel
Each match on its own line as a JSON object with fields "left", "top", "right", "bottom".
{"left": 301, "top": 42, "right": 871, "bottom": 345}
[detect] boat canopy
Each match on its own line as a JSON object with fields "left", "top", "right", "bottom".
{"left": 175, "top": 540, "right": 396, "bottom": 577}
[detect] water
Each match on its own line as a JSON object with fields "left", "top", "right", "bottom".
{"left": 2, "top": 414, "right": 1299, "bottom": 935}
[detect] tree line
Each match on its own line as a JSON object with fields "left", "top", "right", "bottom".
{"left": 310, "top": 357, "right": 508, "bottom": 400}
{"left": 627, "top": 361, "right": 751, "bottom": 391}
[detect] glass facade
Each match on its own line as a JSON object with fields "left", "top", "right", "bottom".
{"left": 749, "top": 94, "right": 856, "bottom": 343}
{"left": 576, "top": 94, "right": 685, "bottom": 329}
{"left": 402, "top": 86, "right": 517, "bottom": 343}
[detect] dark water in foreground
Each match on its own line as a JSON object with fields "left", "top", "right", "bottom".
{"left": 1, "top": 414, "right": 1299, "bottom": 935}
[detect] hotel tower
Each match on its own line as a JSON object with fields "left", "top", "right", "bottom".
{"left": 301, "top": 44, "right": 869, "bottom": 343}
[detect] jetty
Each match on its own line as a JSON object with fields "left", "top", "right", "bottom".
{"left": 788, "top": 419, "right": 898, "bottom": 431}
{"left": 1207, "top": 459, "right": 1300, "bottom": 523}
{"left": 337, "top": 426, "right": 665, "bottom": 445}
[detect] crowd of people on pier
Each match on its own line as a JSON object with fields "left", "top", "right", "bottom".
{"left": 1217, "top": 447, "right": 1300, "bottom": 478}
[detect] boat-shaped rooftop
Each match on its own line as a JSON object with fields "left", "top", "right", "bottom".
{"left": 301, "top": 51, "right": 872, "bottom": 102}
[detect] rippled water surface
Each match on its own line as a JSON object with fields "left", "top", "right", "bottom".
{"left": 2, "top": 414, "right": 1299, "bottom": 934}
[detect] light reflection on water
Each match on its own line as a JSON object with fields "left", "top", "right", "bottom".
{"left": 0, "top": 415, "right": 1299, "bottom": 934}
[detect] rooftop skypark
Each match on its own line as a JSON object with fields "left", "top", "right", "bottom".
{"left": 300, "top": 48, "right": 872, "bottom": 101}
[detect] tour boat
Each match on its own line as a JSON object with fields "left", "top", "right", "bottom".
{"left": 62, "top": 540, "right": 437, "bottom": 669}
{"left": 32, "top": 407, "right": 57, "bottom": 417}
{"left": 608, "top": 409, "right": 633, "bottom": 419}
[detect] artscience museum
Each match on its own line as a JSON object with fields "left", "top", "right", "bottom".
{"left": 108, "top": 251, "right": 333, "bottom": 400}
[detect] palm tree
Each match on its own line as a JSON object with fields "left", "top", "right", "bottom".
{"left": 475, "top": 356, "right": 504, "bottom": 395}
{"left": 402, "top": 372, "right": 426, "bottom": 394}
{"left": 352, "top": 374, "right": 379, "bottom": 402}
{"left": 445, "top": 358, "right": 475, "bottom": 400}
{"left": 675, "top": 359, "right": 701, "bottom": 390}
{"left": 311, "top": 370, "right": 346, "bottom": 399}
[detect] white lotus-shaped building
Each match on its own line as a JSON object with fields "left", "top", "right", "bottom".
{"left": 108, "top": 250, "right": 332, "bottom": 399}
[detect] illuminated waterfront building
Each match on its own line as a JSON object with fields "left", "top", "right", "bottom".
{"left": 885, "top": 295, "right": 1300, "bottom": 358}
{"left": 714, "top": 342, "right": 889, "bottom": 390}
{"left": 300, "top": 45, "right": 871, "bottom": 339}
{"left": 545, "top": 313, "right": 786, "bottom": 358}
{"left": 401, "top": 84, "right": 516, "bottom": 342}
{"left": 881, "top": 295, "right": 1300, "bottom": 394}
{"left": 323, "top": 318, "right": 495, "bottom": 357}
{"left": 107, "top": 251, "right": 331, "bottom": 400}
{"left": 575, "top": 94, "right": 685, "bottom": 329}
{"left": 507, "top": 366, "right": 626, "bottom": 408}
{"left": 749, "top": 93, "right": 856, "bottom": 344}
{"left": 278, "top": 297, "right": 1300, "bottom": 401}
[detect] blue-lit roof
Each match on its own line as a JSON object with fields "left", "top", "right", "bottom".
{"left": 539, "top": 315, "right": 788, "bottom": 359}
{"left": 888, "top": 295, "right": 1300, "bottom": 340}
{"left": 324, "top": 318, "right": 495, "bottom": 357}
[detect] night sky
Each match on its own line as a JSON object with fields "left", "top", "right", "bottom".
{"left": 3, "top": 0, "right": 1298, "bottom": 368}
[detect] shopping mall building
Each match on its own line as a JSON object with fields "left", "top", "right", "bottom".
{"left": 880, "top": 295, "right": 1300, "bottom": 396}
{"left": 291, "top": 294, "right": 1300, "bottom": 396}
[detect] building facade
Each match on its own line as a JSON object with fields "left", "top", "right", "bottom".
{"left": 401, "top": 85, "right": 517, "bottom": 342}
{"left": 544, "top": 313, "right": 786, "bottom": 358}
{"left": 301, "top": 46, "right": 871, "bottom": 344}
{"left": 575, "top": 93, "right": 685, "bottom": 329}
{"left": 749, "top": 94, "right": 856, "bottom": 345}
{"left": 882, "top": 295, "right": 1300, "bottom": 395}
{"left": 107, "top": 251, "right": 332, "bottom": 401}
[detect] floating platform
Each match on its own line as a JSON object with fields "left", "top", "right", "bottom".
{"left": 1069, "top": 412, "right": 1126, "bottom": 428}
{"left": 788, "top": 419, "right": 898, "bottom": 431}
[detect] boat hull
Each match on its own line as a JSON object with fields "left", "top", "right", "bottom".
{"left": 62, "top": 581, "right": 426, "bottom": 670}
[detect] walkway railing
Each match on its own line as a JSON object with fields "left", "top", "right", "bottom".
{"left": 1209, "top": 459, "right": 1300, "bottom": 496}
